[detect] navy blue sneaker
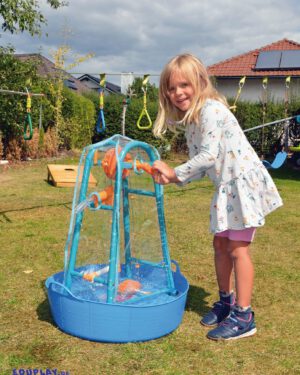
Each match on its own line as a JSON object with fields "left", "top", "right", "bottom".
{"left": 207, "top": 306, "right": 257, "bottom": 341}
{"left": 200, "top": 291, "right": 235, "bottom": 327}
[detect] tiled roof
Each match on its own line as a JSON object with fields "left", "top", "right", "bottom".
{"left": 15, "top": 53, "right": 90, "bottom": 93}
{"left": 78, "top": 74, "right": 121, "bottom": 94}
{"left": 207, "top": 39, "right": 300, "bottom": 77}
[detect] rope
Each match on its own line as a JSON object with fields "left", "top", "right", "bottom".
{"left": 137, "top": 75, "right": 152, "bottom": 130}
{"left": 244, "top": 116, "right": 296, "bottom": 133}
{"left": 121, "top": 98, "right": 129, "bottom": 136}
{"left": 284, "top": 76, "right": 291, "bottom": 118}
{"left": 23, "top": 89, "right": 33, "bottom": 140}
{"left": 229, "top": 76, "right": 246, "bottom": 112}
{"left": 0, "top": 88, "right": 44, "bottom": 141}
{"left": 39, "top": 103, "right": 43, "bottom": 130}
{"left": 261, "top": 77, "right": 268, "bottom": 155}
{"left": 95, "top": 74, "right": 106, "bottom": 134}
{"left": 121, "top": 88, "right": 136, "bottom": 136}
{"left": 282, "top": 77, "right": 291, "bottom": 152}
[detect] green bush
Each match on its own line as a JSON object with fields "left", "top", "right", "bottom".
{"left": 2, "top": 48, "right": 299, "bottom": 161}
{"left": 0, "top": 48, "right": 55, "bottom": 158}
{"left": 61, "top": 88, "right": 95, "bottom": 149}
{"left": 232, "top": 99, "right": 300, "bottom": 156}
{"left": 91, "top": 94, "right": 164, "bottom": 148}
{"left": 83, "top": 91, "right": 300, "bottom": 159}
{"left": 0, "top": 47, "right": 41, "bottom": 145}
{"left": 83, "top": 80, "right": 169, "bottom": 154}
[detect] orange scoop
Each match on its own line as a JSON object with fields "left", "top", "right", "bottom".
{"left": 83, "top": 271, "right": 100, "bottom": 282}
{"left": 83, "top": 264, "right": 121, "bottom": 282}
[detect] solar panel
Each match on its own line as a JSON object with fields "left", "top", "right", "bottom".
{"left": 280, "top": 50, "right": 300, "bottom": 69}
{"left": 255, "top": 50, "right": 300, "bottom": 70}
{"left": 255, "top": 51, "right": 281, "bottom": 69}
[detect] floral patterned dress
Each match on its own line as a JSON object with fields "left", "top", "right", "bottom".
{"left": 174, "top": 99, "right": 283, "bottom": 233}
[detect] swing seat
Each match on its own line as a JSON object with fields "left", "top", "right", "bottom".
{"left": 262, "top": 151, "right": 287, "bottom": 169}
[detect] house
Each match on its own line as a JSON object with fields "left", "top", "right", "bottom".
{"left": 207, "top": 39, "right": 300, "bottom": 103}
{"left": 15, "top": 53, "right": 90, "bottom": 94}
{"left": 78, "top": 74, "right": 121, "bottom": 95}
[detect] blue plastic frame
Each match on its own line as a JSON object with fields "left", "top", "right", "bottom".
{"left": 64, "top": 135, "right": 177, "bottom": 304}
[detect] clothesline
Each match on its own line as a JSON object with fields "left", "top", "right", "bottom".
{"left": 243, "top": 116, "right": 295, "bottom": 133}
{"left": 69, "top": 72, "right": 160, "bottom": 77}
{"left": 0, "top": 89, "right": 44, "bottom": 97}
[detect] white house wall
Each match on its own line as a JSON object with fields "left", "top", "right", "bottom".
{"left": 215, "top": 77, "right": 300, "bottom": 103}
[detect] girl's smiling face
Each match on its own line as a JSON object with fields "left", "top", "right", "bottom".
{"left": 167, "top": 72, "right": 194, "bottom": 113}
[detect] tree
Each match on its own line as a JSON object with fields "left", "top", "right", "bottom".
{"left": 0, "top": 46, "right": 96, "bottom": 158}
{"left": 0, "top": 0, "right": 67, "bottom": 36}
{"left": 129, "top": 77, "right": 158, "bottom": 101}
{"left": 49, "top": 44, "right": 94, "bottom": 144}
{"left": 0, "top": 46, "right": 50, "bottom": 143}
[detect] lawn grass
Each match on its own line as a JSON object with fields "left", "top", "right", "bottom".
{"left": 0, "top": 154, "right": 299, "bottom": 375}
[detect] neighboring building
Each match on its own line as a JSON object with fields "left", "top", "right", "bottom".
{"left": 15, "top": 53, "right": 90, "bottom": 94}
{"left": 207, "top": 39, "right": 300, "bottom": 102}
{"left": 77, "top": 74, "right": 121, "bottom": 95}
{"left": 120, "top": 73, "right": 134, "bottom": 95}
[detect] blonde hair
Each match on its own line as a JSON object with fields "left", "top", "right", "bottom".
{"left": 153, "top": 53, "right": 228, "bottom": 137}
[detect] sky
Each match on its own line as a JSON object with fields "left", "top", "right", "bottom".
{"left": 1, "top": 0, "right": 300, "bottom": 86}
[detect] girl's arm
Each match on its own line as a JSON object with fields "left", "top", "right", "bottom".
{"left": 174, "top": 104, "right": 224, "bottom": 185}
{"left": 152, "top": 160, "right": 180, "bottom": 185}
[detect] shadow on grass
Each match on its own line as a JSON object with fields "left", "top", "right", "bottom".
{"left": 0, "top": 201, "right": 72, "bottom": 223}
{"left": 165, "top": 184, "right": 213, "bottom": 195}
{"left": 269, "top": 164, "right": 300, "bottom": 182}
{"left": 185, "top": 284, "right": 211, "bottom": 318}
{"left": 37, "top": 280, "right": 56, "bottom": 327}
{"left": 37, "top": 298, "right": 55, "bottom": 326}
{"left": 44, "top": 178, "right": 68, "bottom": 187}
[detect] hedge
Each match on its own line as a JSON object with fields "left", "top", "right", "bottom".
{"left": 1, "top": 48, "right": 299, "bottom": 161}
{"left": 87, "top": 93, "right": 300, "bottom": 158}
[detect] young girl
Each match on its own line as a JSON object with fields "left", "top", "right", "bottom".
{"left": 152, "top": 54, "right": 283, "bottom": 341}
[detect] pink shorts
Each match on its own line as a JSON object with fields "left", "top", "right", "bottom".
{"left": 215, "top": 228, "right": 256, "bottom": 243}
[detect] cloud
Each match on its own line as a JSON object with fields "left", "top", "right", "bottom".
{"left": 1, "top": 0, "right": 300, "bottom": 86}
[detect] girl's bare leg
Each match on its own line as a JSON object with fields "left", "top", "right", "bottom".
{"left": 228, "top": 240, "right": 254, "bottom": 307}
{"left": 213, "top": 236, "right": 233, "bottom": 293}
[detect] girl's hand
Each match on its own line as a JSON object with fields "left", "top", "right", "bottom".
{"left": 153, "top": 170, "right": 171, "bottom": 185}
{"left": 152, "top": 160, "right": 180, "bottom": 185}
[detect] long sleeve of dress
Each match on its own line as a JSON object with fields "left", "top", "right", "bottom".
{"left": 174, "top": 104, "right": 224, "bottom": 185}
